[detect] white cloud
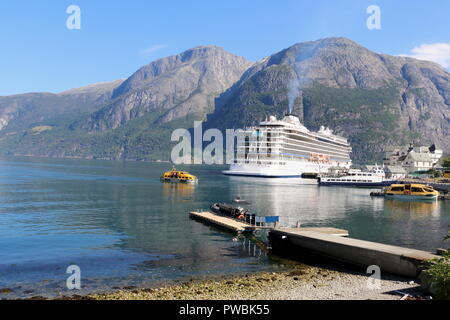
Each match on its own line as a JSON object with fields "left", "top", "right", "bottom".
{"left": 139, "top": 44, "right": 168, "bottom": 56}
{"left": 400, "top": 43, "right": 450, "bottom": 68}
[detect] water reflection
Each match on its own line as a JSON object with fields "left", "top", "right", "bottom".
{"left": 223, "top": 176, "right": 449, "bottom": 252}
{"left": 228, "top": 177, "right": 379, "bottom": 227}
{"left": 161, "top": 182, "right": 196, "bottom": 200}
{"left": 238, "top": 238, "right": 266, "bottom": 259}
{"left": 384, "top": 199, "right": 440, "bottom": 219}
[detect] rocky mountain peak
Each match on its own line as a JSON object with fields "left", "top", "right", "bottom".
{"left": 112, "top": 45, "right": 249, "bottom": 99}
{"left": 208, "top": 37, "right": 450, "bottom": 161}
{"left": 80, "top": 45, "right": 252, "bottom": 131}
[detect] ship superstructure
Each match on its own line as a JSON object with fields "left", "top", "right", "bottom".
{"left": 223, "top": 115, "right": 352, "bottom": 177}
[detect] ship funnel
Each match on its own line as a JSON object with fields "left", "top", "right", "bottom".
{"left": 282, "top": 114, "right": 303, "bottom": 127}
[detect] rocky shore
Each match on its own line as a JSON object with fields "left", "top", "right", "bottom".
{"left": 59, "top": 265, "right": 425, "bottom": 301}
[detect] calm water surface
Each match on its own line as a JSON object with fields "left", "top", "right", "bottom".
{"left": 0, "top": 157, "right": 448, "bottom": 298}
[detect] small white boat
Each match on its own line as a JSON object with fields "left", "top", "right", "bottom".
{"left": 232, "top": 197, "right": 250, "bottom": 204}
{"left": 319, "top": 166, "right": 392, "bottom": 187}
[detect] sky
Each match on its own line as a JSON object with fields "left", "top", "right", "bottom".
{"left": 0, "top": 0, "right": 449, "bottom": 96}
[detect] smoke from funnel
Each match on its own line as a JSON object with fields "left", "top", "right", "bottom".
{"left": 287, "top": 77, "right": 300, "bottom": 114}
{"left": 286, "top": 42, "right": 320, "bottom": 115}
{"left": 287, "top": 65, "right": 312, "bottom": 115}
{"left": 287, "top": 67, "right": 301, "bottom": 115}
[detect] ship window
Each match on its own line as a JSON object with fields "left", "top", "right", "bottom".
{"left": 244, "top": 136, "right": 250, "bottom": 160}
{"left": 412, "top": 187, "right": 424, "bottom": 193}
{"left": 391, "top": 186, "right": 404, "bottom": 191}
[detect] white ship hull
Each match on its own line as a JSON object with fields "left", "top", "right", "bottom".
{"left": 223, "top": 114, "right": 352, "bottom": 178}
{"left": 223, "top": 161, "right": 341, "bottom": 178}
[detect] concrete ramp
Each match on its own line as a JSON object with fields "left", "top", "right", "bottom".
{"left": 289, "top": 227, "right": 349, "bottom": 237}
{"left": 269, "top": 228, "right": 438, "bottom": 278}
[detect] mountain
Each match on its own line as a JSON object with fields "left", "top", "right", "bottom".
{"left": 207, "top": 38, "right": 450, "bottom": 161}
{"left": 73, "top": 45, "right": 252, "bottom": 131}
{"left": 0, "top": 38, "right": 448, "bottom": 162}
{"left": 0, "top": 79, "right": 124, "bottom": 132}
{"left": 0, "top": 46, "right": 252, "bottom": 160}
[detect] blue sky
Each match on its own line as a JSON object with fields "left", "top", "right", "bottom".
{"left": 1, "top": 0, "right": 449, "bottom": 96}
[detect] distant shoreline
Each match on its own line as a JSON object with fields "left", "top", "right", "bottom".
{"left": 0, "top": 154, "right": 172, "bottom": 163}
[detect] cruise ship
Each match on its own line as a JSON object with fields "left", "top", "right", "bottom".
{"left": 223, "top": 114, "right": 352, "bottom": 178}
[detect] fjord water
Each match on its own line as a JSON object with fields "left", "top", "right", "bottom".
{"left": 0, "top": 157, "right": 449, "bottom": 298}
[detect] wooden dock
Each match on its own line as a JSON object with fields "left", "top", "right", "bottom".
{"left": 189, "top": 211, "right": 350, "bottom": 237}
{"left": 189, "top": 211, "right": 258, "bottom": 233}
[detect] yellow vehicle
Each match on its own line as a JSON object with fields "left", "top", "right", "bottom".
{"left": 160, "top": 167, "right": 198, "bottom": 184}
{"left": 385, "top": 184, "right": 439, "bottom": 201}
{"left": 444, "top": 170, "right": 450, "bottom": 178}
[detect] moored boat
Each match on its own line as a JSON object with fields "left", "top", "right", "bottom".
{"left": 319, "top": 165, "right": 392, "bottom": 187}
{"left": 211, "top": 203, "right": 254, "bottom": 223}
{"left": 160, "top": 167, "right": 198, "bottom": 183}
{"left": 232, "top": 197, "right": 250, "bottom": 204}
{"left": 384, "top": 184, "right": 439, "bottom": 201}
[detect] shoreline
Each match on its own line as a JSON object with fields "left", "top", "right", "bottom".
{"left": 53, "top": 264, "right": 425, "bottom": 301}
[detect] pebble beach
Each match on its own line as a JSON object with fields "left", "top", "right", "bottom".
{"left": 61, "top": 265, "right": 424, "bottom": 301}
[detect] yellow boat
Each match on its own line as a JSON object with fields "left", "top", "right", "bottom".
{"left": 384, "top": 184, "right": 439, "bottom": 201}
{"left": 160, "top": 167, "right": 198, "bottom": 184}
{"left": 444, "top": 170, "right": 450, "bottom": 178}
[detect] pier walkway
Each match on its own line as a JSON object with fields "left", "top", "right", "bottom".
{"left": 190, "top": 210, "right": 438, "bottom": 278}
{"left": 269, "top": 228, "right": 438, "bottom": 278}
{"left": 189, "top": 211, "right": 348, "bottom": 236}
{"left": 189, "top": 211, "right": 258, "bottom": 233}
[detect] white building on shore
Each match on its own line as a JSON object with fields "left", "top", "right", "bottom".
{"left": 384, "top": 166, "right": 407, "bottom": 179}
{"left": 383, "top": 143, "right": 443, "bottom": 173}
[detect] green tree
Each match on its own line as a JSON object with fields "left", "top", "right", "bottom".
{"left": 443, "top": 156, "right": 450, "bottom": 169}
{"left": 428, "top": 169, "right": 442, "bottom": 178}
{"left": 423, "top": 228, "right": 450, "bottom": 300}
